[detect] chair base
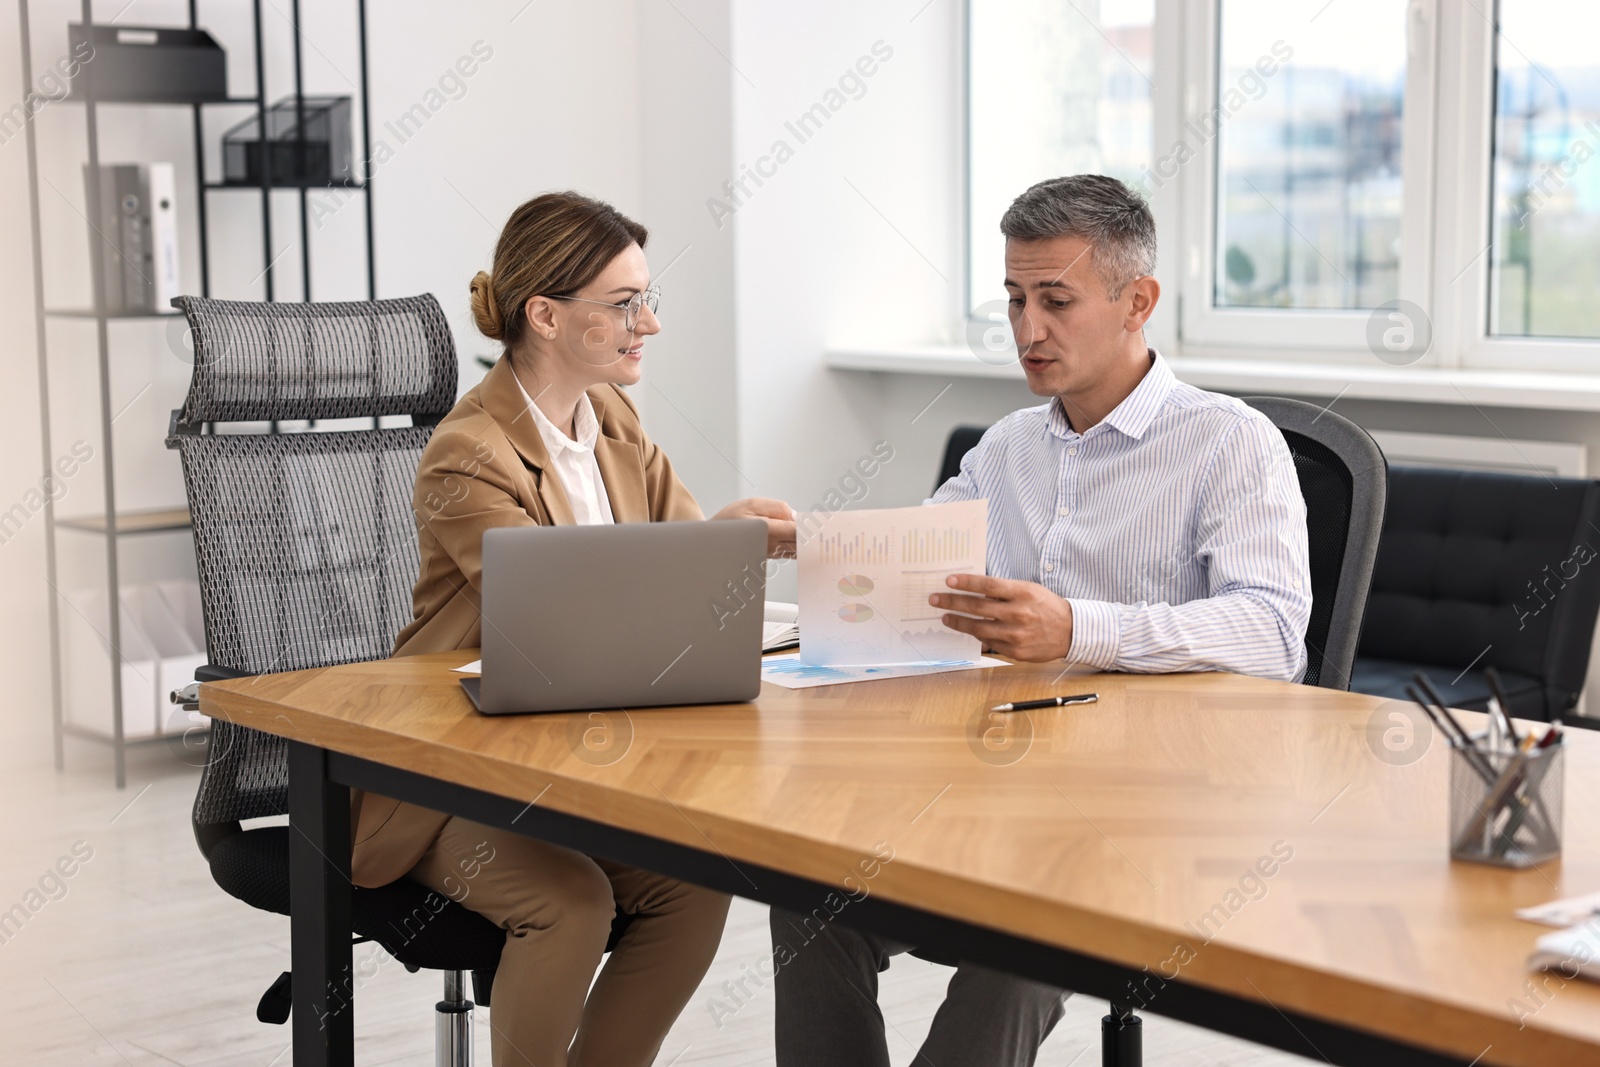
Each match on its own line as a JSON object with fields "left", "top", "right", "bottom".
{"left": 254, "top": 967, "right": 476, "bottom": 1066}
{"left": 257, "top": 971, "right": 292, "bottom": 1025}
{"left": 436, "top": 979, "right": 474, "bottom": 1067}
{"left": 1102, "top": 1003, "right": 1142, "bottom": 1067}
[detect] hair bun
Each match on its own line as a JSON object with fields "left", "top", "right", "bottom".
{"left": 469, "top": 270, "right": 504, "bottom": 340}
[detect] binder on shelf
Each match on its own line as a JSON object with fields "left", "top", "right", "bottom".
{"left": 83, "top": 163, "right": 180, "bottom": 315}
{"left": 149, "top": 164, "right": 180, "bottom": 309}
{"left": 67, "top": 24, "right": 228, "bottom": 103}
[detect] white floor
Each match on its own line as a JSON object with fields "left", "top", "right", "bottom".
{"left": 0, "top": 737, "right": 1315, "bottom": 1066}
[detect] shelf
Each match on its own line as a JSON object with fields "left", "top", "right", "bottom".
{"left": 45, "top": 308, "right": 181, "bottom": 320}
{"left": 26, "top": 0, "right": 378, "bottom": 789}
{"left": 61, "top": 95, "right": 261, "bottom": 107}
{"left": 58, "top": 508, "right": 193, "bottom": 535}
{"left": 204, "top": 180, "right": 368, "bottom": 191}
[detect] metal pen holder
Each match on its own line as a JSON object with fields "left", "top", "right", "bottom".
{"left": 1448, "top": 732, "right": 1565, "bottom": 868}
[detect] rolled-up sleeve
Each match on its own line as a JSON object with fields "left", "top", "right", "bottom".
{"left": 1066, "top": 417, "right": 1312, "bottom": 681}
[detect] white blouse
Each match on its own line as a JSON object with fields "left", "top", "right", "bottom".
{"left": 514, "top": 379, "right": 616, "bottom": 526}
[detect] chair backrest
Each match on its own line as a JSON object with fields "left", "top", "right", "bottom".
{"left": 1241, "top": 398, "right": 1387, "bottom": 690}
{"left": 934, "top": 425, "right": 989, "bottom": 494}
{"left": 1357, "top": 466, "right": 1600, "bottom": 718}
{"left": 168, "top": 295, "right": 457, "bottom": 832}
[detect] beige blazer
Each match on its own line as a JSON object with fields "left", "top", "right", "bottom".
{"left": 350, "top": 356, "right": 704, "bottom": 888}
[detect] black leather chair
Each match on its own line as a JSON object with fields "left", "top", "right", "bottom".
{"left": 1242, "top": 397, "right": 1387, "bottom": 691}
{"left": 1351, "top": 466, "right": 1600, "bottom": 721}
{"left": 933, "top": 425, "right": 989, "bottom": 493}
{"left": 165, "top": 294, "right": 622, "bottom": 1064}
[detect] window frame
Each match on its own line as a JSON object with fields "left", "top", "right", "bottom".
{"left": 1439, "top": 2, "right": 1600, "bottom": 372}
{"left": 1177, "top": 0, "right": 1439, "bottom": 358}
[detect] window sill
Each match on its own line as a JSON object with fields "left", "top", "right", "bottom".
{"left": 824, "top": 346, "right": 1600, "bottom": 413}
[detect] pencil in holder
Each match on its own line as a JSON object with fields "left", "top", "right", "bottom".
{"left": 1448, "top": 733, "right": 1564, "bottom": 868}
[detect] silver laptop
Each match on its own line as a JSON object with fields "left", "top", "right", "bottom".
{"left": 463, "top": 519, "right": 767, "bottom": 715}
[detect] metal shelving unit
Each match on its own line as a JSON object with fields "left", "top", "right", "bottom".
{"left": 19, "top": 0, "right": 376, "bottom": 786}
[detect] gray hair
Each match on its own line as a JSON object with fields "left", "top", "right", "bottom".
{"left": 999, "top": 175, "right": 1157, "bottom": 299}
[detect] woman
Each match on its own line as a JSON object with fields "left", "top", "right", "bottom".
{"left": 351, "top": 191, "right": 796, "bottom": 1067}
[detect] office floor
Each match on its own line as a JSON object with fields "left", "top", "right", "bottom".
{"left": 0, "top": 739, "right": 1315, "bottom": 1066}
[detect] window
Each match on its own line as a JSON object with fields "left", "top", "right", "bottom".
{"left": 1488, "top": 0, "right": 1600, "bottom": 340}
{"left": 1214, "top": 0, "right": 1407, "bottom": 311}
{"left": 966, "top": 0, "right": 1154, "bottom": 316}
{"left": 962, "top": 0, "right": 1600, "bottom": 372}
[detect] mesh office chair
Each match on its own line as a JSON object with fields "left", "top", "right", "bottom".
{"left": 166, "top": 294, "right": 500, "bottom": 1065}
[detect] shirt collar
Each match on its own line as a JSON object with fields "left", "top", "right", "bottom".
{"left": 1047, "top": 348, "right": 1174, "bottom": 442}
{"left": 514, "top": 375, "right": 600, "bottom": 456}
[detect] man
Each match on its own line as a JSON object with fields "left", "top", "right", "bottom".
{"left": 769, "top": 174, "right": 1311, "bottom": 1066}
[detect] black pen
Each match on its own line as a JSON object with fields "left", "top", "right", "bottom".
{"left": 991, "top": 693, "right": 1098, "bottom": 713}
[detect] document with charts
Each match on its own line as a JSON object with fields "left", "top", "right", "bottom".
{"left": 797, "top": 499, "right": 987, "bottom": 666}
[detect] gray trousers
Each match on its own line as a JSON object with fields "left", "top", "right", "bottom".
{"left": 770, "top": 907, "right": 1069, "bottom": 1067}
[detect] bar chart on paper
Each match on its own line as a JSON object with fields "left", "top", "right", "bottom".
{"left": 797, "top": 498, "right": 988, "bottom": 666}
{"left": 901, "top": 526, "right": 972, "bottom": 564}
{"left": 819, "top": 532, "right": 892, "bottom": 566}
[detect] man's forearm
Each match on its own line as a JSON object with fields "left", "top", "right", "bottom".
{"left": 1066, "top": 590, "right": 1308, "bottom": 682}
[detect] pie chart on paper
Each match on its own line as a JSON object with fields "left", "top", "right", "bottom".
{"left": 838, "top": 574, "right": 875, "bottom": 596}
{"left": 837, "top": 603, "right": 875, "bottom": 623}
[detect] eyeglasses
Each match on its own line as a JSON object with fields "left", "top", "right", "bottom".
{"left": 547, "top": 284, "right": 660, "bottom": 332}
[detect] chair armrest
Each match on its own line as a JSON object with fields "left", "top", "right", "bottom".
{"left": 196, "top": 663, "right": 253, "bottom": 682}
{"left": 171, "top": 664, "right": 255, "bottom": 710}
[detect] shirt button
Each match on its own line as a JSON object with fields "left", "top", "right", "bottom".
{"left": 1067, "top": 447, "right": 1078, "bottom": 457}
{"left": 1057, "top": 507, "right": 1070, "bottom": 518}
{"left": 1043, "top": 562, "right": 1056, "bottom": 573}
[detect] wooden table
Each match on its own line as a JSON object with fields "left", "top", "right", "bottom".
{"left": 202, "top": 653, "right": 1600, "bottom": 1067}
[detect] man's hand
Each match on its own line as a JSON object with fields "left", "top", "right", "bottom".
{"left": 932, "top": 573, "right": 1074, "bottom": 662}
{"left": 712, "top": 497, "right": 797, "bottom": 559}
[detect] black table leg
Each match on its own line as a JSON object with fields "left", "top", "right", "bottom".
{"left": 289, "top": 741, "right": 354, "bottom": 1067}
{"left": 1102, "top": 1002, "right": 1142, "bottom": 1066}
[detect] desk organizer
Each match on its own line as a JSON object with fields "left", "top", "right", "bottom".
{"left": 1448, "top": 732, "right": 1565, "bottom": 868}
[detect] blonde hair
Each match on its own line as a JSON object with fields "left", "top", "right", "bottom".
{"left": 470, "top": 191, "right": 649, "bottom": 346}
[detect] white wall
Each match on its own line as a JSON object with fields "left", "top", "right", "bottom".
{"left": 0, "top": 0, "right": 52, "bottom": 759}
{"left": 635, "top": 0, "right": 741, "bottom": 512}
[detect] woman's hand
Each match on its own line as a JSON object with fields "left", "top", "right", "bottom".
{"left": 713, "top": 497, "right": 797, "bottom": 559}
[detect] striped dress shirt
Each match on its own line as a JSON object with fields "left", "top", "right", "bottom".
{"left": 929, "top": 351, "right": 1312, "bottom": 682}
